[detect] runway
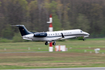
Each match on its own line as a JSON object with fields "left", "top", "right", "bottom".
{"left": 10, "top": 67, "right": 105, "bottom": 70}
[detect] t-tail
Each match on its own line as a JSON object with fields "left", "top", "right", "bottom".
{"left": 13, "top": 25, "right": 31, "bottom": 36}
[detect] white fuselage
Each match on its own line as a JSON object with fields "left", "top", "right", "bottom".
{"left": 22, "top": 29, "right": 89, "bottom": 41}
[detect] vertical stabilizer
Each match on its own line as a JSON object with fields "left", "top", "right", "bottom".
{"left": 15, "top": 25, "right": 31, "bottom": 36}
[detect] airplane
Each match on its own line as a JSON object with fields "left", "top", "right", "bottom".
{"left": 13, "top": 25, "right": 89, "bottom": 45}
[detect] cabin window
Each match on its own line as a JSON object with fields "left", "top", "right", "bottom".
{"left": 55, "top": 33, "right": 57, "bottom": 35}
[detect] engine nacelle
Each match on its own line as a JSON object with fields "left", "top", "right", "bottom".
{"left": 34, "top": 32, "right": 47, "bottom": 37}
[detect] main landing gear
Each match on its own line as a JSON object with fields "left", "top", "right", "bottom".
{"left": 45, "top": 41, "right": 48, "bottom": 45}
{"left": 45, "top": 41, "right": 56, "bottom": 45}
{"left": 52, "top": 41, "right": 56, "bottom": 45}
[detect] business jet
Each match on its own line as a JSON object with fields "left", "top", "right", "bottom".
{"left": 14, "top": 25, "right": 89, "bottom": 45}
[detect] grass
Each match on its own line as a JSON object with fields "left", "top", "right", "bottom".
{"left": 0, "top": 38, "right": 105, "bottom": 69}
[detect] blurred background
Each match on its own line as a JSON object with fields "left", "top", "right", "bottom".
{"left": 0, "top": 0, "right": 105, "bottom": 42}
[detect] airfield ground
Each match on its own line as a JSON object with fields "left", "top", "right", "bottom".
{"left": 0, "top": 38, "right": 105, "bottom": 69}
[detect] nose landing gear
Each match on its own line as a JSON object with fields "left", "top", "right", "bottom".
{"left": 83, "top": 39, "right": 85, "bottom": 41}
{"left": 83, "top": 36, "right": 85, "bottom": 41}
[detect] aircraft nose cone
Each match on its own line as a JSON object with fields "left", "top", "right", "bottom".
{"left": 87, "top": 33, "right": 90, "bottom": 36}
{"left": 83, "top": 32, "right": 90, "bottom": 37}
{"left": 84, "top": 32, "right": 89, "bottom": 35}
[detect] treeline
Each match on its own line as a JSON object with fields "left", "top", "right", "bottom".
{"left": 0, "top": 0, "right": 105, "bottom": 41}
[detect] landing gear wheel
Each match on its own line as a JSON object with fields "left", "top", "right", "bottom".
{"left": 45, "top": 41, "right": 48, "bottom": 45}
{"left": 53, "top": 41, "right": 56, "bottom": 45}
{"left": 83, "top": 39, "right": 85, "bottom": 41}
